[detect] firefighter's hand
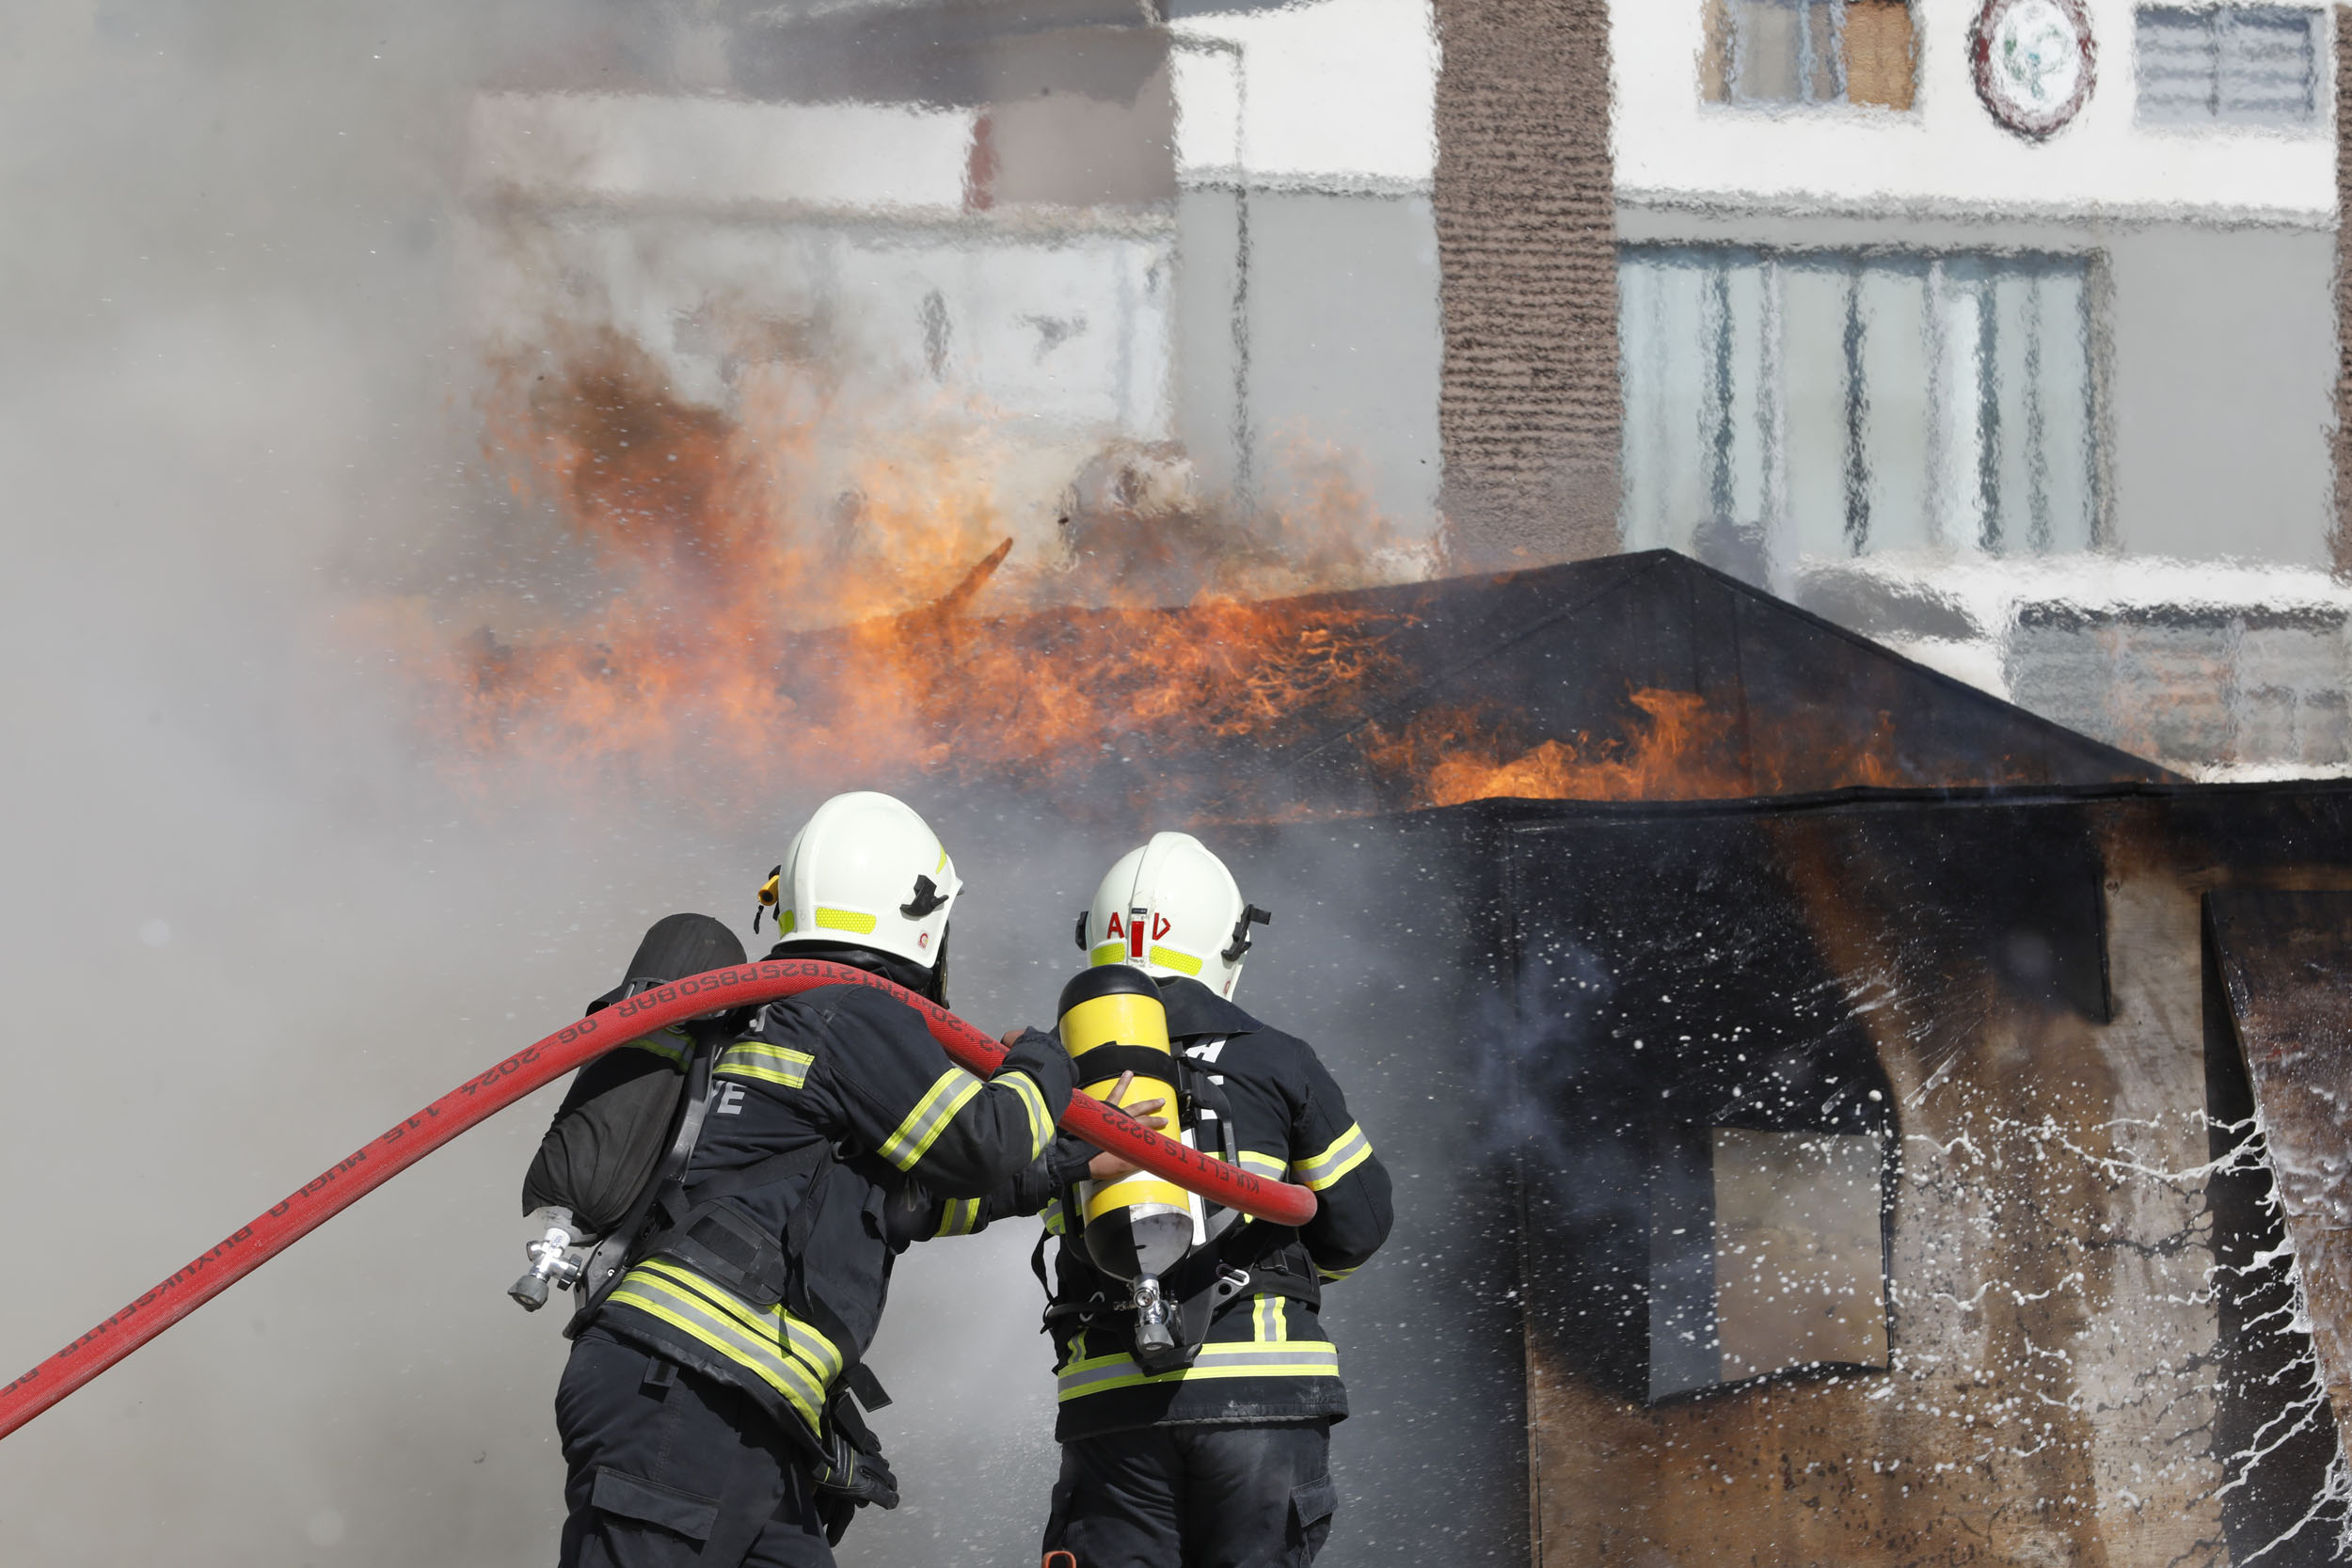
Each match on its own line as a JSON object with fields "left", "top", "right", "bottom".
{"left": 1089, "top": 1070, "right": 1169, "bottom": 1181}
{"left": 814, "top": 1427, "right": 899, "bottom": 1513}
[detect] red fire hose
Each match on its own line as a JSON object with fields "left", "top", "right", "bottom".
{"left": 0, "top": 957, "right": 1316, "bottom": 1443}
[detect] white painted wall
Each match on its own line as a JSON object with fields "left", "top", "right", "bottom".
{"left": 1611, "top": 0, "right": 2336, "bottom": 216}
{"left": 1170, "top": 0, "right": 1438, "bottom": 187}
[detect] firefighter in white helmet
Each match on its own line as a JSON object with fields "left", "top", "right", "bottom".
{"left": 925, "top": 831, "right": 1393, "bottom": 1568}
{"left": 547, "top": 791, "right": 1075, "bottom": 1567}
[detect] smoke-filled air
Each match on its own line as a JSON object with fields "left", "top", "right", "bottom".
{"left": 8, "top": 1, "right": 2352, "bottom": 1567}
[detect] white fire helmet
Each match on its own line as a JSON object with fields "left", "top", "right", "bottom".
{"left": 758, "top": 791, "right": 961, "bottom": 971}
{"left": 1076, "top": 832, "right": 1270, "bottom": 999}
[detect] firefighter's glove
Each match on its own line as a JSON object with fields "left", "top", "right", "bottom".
{"left": 814, "top": 1424, "right": 899, "bottom": 1515}
{"left": 1044, "top": 1134, "right": 1099, "bottom": 1190}
{"left": 994, "top": 1027, "right": 1077, "bottom": 1118}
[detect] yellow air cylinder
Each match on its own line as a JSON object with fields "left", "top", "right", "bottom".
{"left": 1057, "top": 964, "right": 1197, "bottom": 1287}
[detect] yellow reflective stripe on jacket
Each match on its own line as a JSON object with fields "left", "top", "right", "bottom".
{"left": 1055, "top": 1338, "right": 1341, "bottom": 1402}
{"left": 625, "top": 1026, "right": 693, "bottom": 1068}
{"left": 1056, "top": 1292, "right": 1330, "bottom": 1402}
{"left": 1002, "top": 1069, "right": 1055, "bottom": 1159}
{"left": 630, "top": 1261, "right": 844, "bottom": 1384}
{"left": 879, "top": 1069, "right": 983, "bottom": 1170}
{"left": 715, "top": 1040, "right": 814, "bottom": 1091}
{"left": 605, "top": 1260, "right": 840, "bottom": 1428}
{"left": 1236, "top": 1149, "right": 1288, "bottom": 1180}
{"left": 1042, "top": 1197, "right": 1067, "bottom": 1236}
{"left": 1318, "top": 1263, "right": 1360, "bottom": 1283}
{"left": 934, "top": 1197, "right": 983, "bottom": 1238}
{"left": 1293, "top": 1122, "right": 1373, "bottom": 1191}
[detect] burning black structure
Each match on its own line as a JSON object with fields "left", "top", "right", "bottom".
{"left": 992, "top": 555, "right": 2352, "bottom": 1567}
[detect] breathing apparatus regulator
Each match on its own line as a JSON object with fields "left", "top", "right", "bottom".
{"left": 1059, "top": 833, "right": 1270, "bottom": 1370}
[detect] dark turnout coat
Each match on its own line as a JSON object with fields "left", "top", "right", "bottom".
{"left": 977, "top": 975, "right": 1394, "bottom": 1442}
{"left": 587, "top": 981, "right": 1075, "bottom": 1445}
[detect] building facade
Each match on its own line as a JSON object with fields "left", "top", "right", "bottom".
{"left": 465, "top": 0, "right": 2352, "bottom": 774}
{"left": 1597, "top": 0, "right": 2348, "bottom": 778}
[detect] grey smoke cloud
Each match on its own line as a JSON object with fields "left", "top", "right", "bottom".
{"left": 0, "top": 5, "right": 1443, "bottom": 1564}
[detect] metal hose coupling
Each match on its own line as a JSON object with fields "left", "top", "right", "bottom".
{"left": 509, "top": 1210, "right": 589, "bottom": 1311}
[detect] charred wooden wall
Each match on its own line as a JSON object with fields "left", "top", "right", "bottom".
{"left": 1470, "top": 786, "right": 2352, "bottom": 1567}
{"left": 1231, "top": 785, "right": 2352, "bottom": 1567}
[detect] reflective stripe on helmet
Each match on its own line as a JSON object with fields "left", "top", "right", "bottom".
{"left": 1083, "top": 832, "right": 1254, "bottom": 999}
{"left": 771, "top": 792, "right": 959, "bottom": 971}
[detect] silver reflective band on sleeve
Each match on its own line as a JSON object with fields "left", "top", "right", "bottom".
{"left": 716, "top": 1040, "right": 814, "bottom": 1090}
{"left": 878, "top": 1068, "right": 984, "bottom": 1171}
{"left": 934, "top": 1197, "right": 983, "bottom": 1238}
{"left": 1002, "top": 1070, "right": 1054, "bottom": 1159}
{"left": 1293, "top": 1122, "right": 1373, "bottom": 1191}
{"left": 1043, "top": 1197, "right": 1067, "bottom": 1236}
{"left": 1236, "top": 1150, "right": 1288, "bottom": 1180}
{"left": 1055, "top": 1338, "right": 1341, "bottom": 1402}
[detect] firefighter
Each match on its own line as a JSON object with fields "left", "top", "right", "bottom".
{"left": 955, "top": 832, "right": 1395, "bottom": 1568}
{"left": 550, "top": 790, "right": 1074, "bottom": 1568}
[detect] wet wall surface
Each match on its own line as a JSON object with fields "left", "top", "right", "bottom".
{"left": 1305, "top": 783, "right": 2352, "bottom": 1567}
{"left": 2207, "top": 891, "right": 2352, "bottom": 1563}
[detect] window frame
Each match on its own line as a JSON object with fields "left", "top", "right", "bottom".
{"left": 1616, "top": 241, "right": 2117, "bottom": 568}
{"left": 2131, "top": 3, "right": 2328, "bottom": 133}
{"left": 1701, "top": 0, "right": 1922, "bottom": 115}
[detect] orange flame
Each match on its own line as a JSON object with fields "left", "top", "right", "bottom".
{"left": 385, "top": 331, "right": 1973, "bottom": 822}
{"left": 390, "top": 330, "right": 1427, "bottom": 816}
{"left": 1370, "top": 691, "right": 1735, "bottom": 806}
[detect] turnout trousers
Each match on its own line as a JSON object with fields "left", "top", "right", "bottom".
{"left": 556, "top": 1327, "right": 834, "bottom": 1568}
{"left": 1043, "top": 1420, "right": 1338, "bottom": 1568}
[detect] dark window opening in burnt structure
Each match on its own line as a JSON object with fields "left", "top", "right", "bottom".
{"left": 1502, "top": 798, "right": 2112, "bottom": 1406}
{"left": 1504, "top": 812, "right": 1900, "bottom": 1405}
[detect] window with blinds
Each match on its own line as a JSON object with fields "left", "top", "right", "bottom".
{"left": 1619, "top": 245, "right": 2101, "bottom": 562}
{"left": 2136, "top": 6, "right": 2321, "bottom": 128}
{"left": 1702, "top": 0, "right": 1917, "bottom": 110}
